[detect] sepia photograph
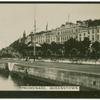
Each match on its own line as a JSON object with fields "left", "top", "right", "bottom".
{"left": 0, "top": 1, "right": 100, "bottom": 98}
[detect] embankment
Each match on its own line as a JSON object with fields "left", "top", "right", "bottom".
{"left": 9, "top": 63, "right": 100, "bottom": 90}
{"left": 0, "top": 61, "right": 100, "bottom": 90}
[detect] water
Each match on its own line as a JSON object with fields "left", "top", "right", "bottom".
{"left": 0, "top": 70, "right": 97, "bottom": 91}
{"left": 0, "top": 71, "right": 18, "bottom": 90}
{"left": 0, "top": 70, "right": 58, "bottom": 90}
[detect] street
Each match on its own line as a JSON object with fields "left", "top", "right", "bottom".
{"left": 1, "top": 58, "right": 100, "bottom": 75}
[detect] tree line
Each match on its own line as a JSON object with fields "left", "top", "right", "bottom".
{"left": 1, "top": 37, "right": 100, "bottom": 61}
{"left": 38, "top": 37, "right": 100, "bottom": 60}
{"left": 77, "top": 19, "right": 100, "bottom": 27}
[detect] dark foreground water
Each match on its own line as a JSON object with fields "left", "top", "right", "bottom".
{"left": 0, "top": 70, "right": 59, "bottom": 90}
{"left": 0, "top": 70, "right": 97, "bottom": 91}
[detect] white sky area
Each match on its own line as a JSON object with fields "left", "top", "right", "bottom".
{"left": 0, "top": 4, "right": 100, "bottom": 49}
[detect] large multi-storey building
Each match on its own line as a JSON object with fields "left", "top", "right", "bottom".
{"left": 97, "top": 26, "right": 100, "bottom": 42}
{"left": 77, "top": 26, "right": 100, "bottom": 43}
{"left": 24, "top": 21, "right": 100, "bottom": 46}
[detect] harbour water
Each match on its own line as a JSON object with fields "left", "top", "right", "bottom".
{"left": 0, "top": 71, "right": 18, "bottom": 90}
{"left": 0, "top": 70, "right": 58, "bottom": 90}
{"left": 0, "top": 70, "right": 96, "bottom": 91}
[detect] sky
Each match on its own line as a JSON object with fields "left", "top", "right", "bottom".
{"left": 0, "top": 4, "right": 100, "bottom": 49}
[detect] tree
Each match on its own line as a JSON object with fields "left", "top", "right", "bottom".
{"left": 91, "top": 41, "right": 100, "bottom": 59}
{"left": 50, "top": 42, "right": 58, "bottom": 56}
{"left": 92, "top": 41, "right": 100, "bottom": 51}
{"left": 56, "top": 43, "right": 64, "bottom": 57}
{"left": 81, "top": 37, "right": 91, "bottom": 58}
{"left": 9, "top": 39, "right": 28, "bottom": 58}
{"left": 70, "top": 48, "right": 79, "bottom": 60}
{"left": 41, "top": 43, "right": 51, "bottom": 57}
{"left": 64, "top": 38, "right": 79, "bottom": 57}
{"left": 83, "top": 19, "right": 100, "bottom": 27}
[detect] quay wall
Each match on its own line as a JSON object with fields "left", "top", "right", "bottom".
{"left": 0, "top": 62, "right": 100, "bottom": 90}
{"left": 11, "top": 63, "right": 100, "bottom": 90}
{"left": 0, "top": 63, "right": 9, "bottom": 70}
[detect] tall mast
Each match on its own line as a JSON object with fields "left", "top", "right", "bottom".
{"left": 46, "top": 22, "right": 48, "bottom": 31}
{"left": 68, "top": 14, "right": 70, "bottom": 23}
{"left": 34, "top": 5, "right": 36, "bottom": 33}
{"left": 33, "top": 5, "right": 36, "bottom": 61}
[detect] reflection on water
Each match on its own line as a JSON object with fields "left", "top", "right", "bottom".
{"left": 0, "top": 71, "right": 18, "bottom": 90}
{"left": 11, "top": 73, "right": 57, "bottom": 86}
{"left": 0, "top": 70, "right": 57, "bottom": 90}
{"left": 0, "top": 70, "right": 96, "bottom": 91}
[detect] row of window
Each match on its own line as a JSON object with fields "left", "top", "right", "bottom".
{"left": 27, "top": 27, "right": 100, "bottom": 44}
{"left": 78, "top": 35, "right": 95, "bottom": 41}
{"left": 79, "top": 30, "right": 97, "bottom": 37}
{"left": 57, "top": 29, "right": 79, "bottom": 35}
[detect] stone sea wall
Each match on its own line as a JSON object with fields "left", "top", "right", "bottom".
{"left": 11, "top": 63, "right": 100, "bottom": 90}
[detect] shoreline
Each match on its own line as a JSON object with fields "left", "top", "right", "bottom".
{"left": 1, "top": 57, "right": 100, "bottom": 65}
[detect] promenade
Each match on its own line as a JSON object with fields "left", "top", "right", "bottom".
{"left": 1, "top": 58, "right": 100, "bottom": 75}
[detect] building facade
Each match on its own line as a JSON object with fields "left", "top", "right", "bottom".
{"left": 77, "top": 26, "right": 100, "bottom": 43}
{"left": 25, "top": 22, "right": 100, "bottom": 46}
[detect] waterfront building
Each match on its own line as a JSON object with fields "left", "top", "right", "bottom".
{"left": 96, "top": 26, "right": 100, "bottom": 42}
{"left": 54, "top": 22, "right": 79, "bottom": 44}
{"left": 77, "top": 26, "right": 100, "bottom": 43}
{"left": 25, "top": 22, "right": 81, "bottom": 45}
{"left": 25, "top": 22, "right": 100, "bottom": 46}
{"left": 77, "top": 27, "right": 88, "bottom": 41}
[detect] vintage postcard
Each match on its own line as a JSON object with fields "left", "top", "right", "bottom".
{"left": 0, "top": 1, "right": 100, "bottom": 98}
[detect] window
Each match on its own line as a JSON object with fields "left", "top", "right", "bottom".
{"left": 97, "top": 35, "right": 99, "bottom": 40}
{"left": 67, "top": 36, "right": 69, "bottom": 40}
{"left": 92, "top": 29, "right": 94, "bottom": 34}
{"left": 66, "top": 36, "right": 67, "bottom": 40}
{"left": 88, "top": 31, "right": 90, "bottom": 34}
{"left": 79, "top": 38, "right": 81, "bottom": 41}
{"left": 76, "top": 29, "right": 78, "bottom": 32}
{"left": 65, "top": 37, "right": 66, "bottom": 40}
{"left": 93, "top": 81, "right": 96, "bottom": 86}
{"left": 58, "top": 32, "right": 60, "bottom": 35}
{"left": 97, "top": 28, "right": 99, "bottom": 33}
{"left": 84, "top": 33, "right": 85, "bottom": 36}
{"left": 92, "top": 35, "right": 94, "bottom": 41}
{"left": 75, "top": 36, "right": 78, "bottom": 39}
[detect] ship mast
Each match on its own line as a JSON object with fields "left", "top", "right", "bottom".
{"left": 68, "top": 14, "right": 70, "bottom": 23}
{"left": 33, "top": 5, "right": 36, "bottom": 61}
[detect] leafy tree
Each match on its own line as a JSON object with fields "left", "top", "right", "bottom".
{"left": 41, "top": 43, "right": 51, "bottom": 57}
{"left": 91, "top": 41, "right": 100, "bottom": 59}
{"left": 92, "top": 41, "right": 100, "bottom": 51}
{"left": 83, "top": 19, "right": 100, "bottom": 27}
{"left": 81, "top": 37, "right": 91, "bottom": 58}
{"left": 64, "top": 38, "right": 79, "bottom": 57}
{"left": 50, "top": 42, "right": 57, "bottom": 56}
{"left": 70, "top": 48, "right": 79, "bottom": 59}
